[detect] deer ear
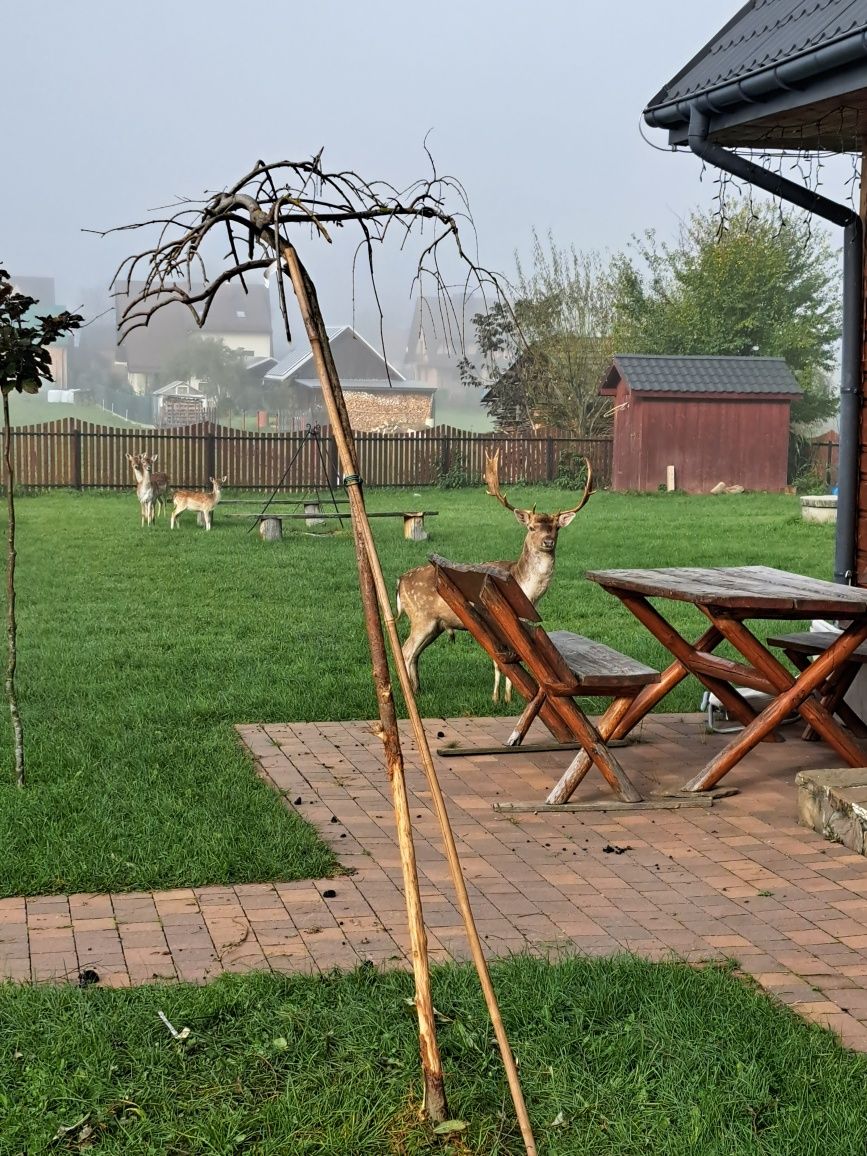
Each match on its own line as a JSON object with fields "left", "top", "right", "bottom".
{"left": 557, "top": 510, "right": 578, "bottom": 528}
{"left": 513, "top": 508, "right": 531, "bottom": 527}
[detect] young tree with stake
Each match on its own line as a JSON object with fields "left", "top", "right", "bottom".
{"left": 0, "top": 271, "right": 81, "bottom": 786}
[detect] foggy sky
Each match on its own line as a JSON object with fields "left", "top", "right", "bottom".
{"left": 3, "top": 1, "right": 853, "bottom": 357}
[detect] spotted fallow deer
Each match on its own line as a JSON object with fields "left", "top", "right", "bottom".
{"left": 397, "top": 450, "right": 593, "bottom": 695}
{"left": 139, "top": 452, "right": 170, "bottom": 518}
{"left": 126, "top": 452, "right": 156, "bottom": 527}
{"left": 170, "top": 476, "right": 227, "bottom": 530}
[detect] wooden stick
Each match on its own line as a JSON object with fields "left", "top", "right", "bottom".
{"left": 279, "top": 255, "right": 446, "bottom": 1122}
{"left": 283, "top": 245, "right": 537, "bottom": 1153}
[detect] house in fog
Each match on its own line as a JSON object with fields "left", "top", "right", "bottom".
{"left": 114, "top": 281, "right": 273, "bottom": 394}
{"left": 266, "top": 325, "right": 436, "bottom": 431}
{"left": 12, "top": 276, "right": 72, "bottom": 387}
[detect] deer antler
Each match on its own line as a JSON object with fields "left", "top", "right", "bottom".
{"left": 558, "top": 458, "right": 594, "bottom": 516}
{"left": 483, "top": 451, "right": 517, "bottom": 512}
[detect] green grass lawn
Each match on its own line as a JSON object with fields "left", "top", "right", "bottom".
{"left": 2, "top": 955, "right": 865, "bottom": 1155}
{"left": 1, "top": 490, "right": 861, "bottom": 1155}
{"left": 0, "top": 487, "right": 833, "bottom": 897}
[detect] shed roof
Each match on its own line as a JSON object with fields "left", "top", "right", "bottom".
{"left": 644, "top": 0, "right": 867, "bottom": 147}
{"left": 604, "top": 354, "right": 803, "bottom": 396}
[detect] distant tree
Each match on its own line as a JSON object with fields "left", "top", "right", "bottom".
{"left": 0, "top": 270, "right": 81, "bottom": 786}
{"left": 163, "top": 335, "right": 268, "bottom": 411}
{"left": 461, "top": 231, "right": 616, "bottom": 434}
{"left": 611, "top": 201, "right": 841, "bottom": 431}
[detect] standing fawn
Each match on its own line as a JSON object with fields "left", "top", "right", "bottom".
{"left": 170, "top": 476, "right": 227, "bottom": 530}
{"left": 126, "top": 452, "right": 156, "bottom": 527}
{"left": 397, "top": 450, "right": 593, "bottom": 695}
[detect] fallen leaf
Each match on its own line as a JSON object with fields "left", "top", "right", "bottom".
{"left": 433, "top": 1119, "right": 467, "bottom": 1135}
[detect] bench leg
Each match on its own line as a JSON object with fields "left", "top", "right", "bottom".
{"left": 304, "top": 502, "right": 326, "bottom": 527}
{"left": 403, "top": 513, "right": 427, "bottom": 541}
{"left": 783, "top": 650, "right": 865, "bottom": 741}
{"left": 506, "top": 689, "right": 546, "bottom": 746}
{"left": 546, "top": 697, "right": 639, "bottom": 805}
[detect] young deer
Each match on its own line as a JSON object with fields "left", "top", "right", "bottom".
{"left": 170, "top": 476, "right": 227, "bottom": 530}
{"left": 126, "top": 452, "right": 156, "bottom": 527}
{"left": 397, "top": 450, "right": 593, "bottom": 695}
{"left": 139, "top": 452, "right": 170, "bottom": 518}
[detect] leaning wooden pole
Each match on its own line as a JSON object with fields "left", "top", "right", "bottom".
{"left": 283, "top": 245, "right": 538, "bottom": 1155}
{"left": 275, "top": 255, "right": 447, "bottom": 1121}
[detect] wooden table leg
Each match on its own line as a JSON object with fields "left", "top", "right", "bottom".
{"left": 613, "top": 595, "right": 779, "bottom": 738}
{"left": 543, "top": 695, "right": 641, "bottom": 803}
{"left": 683, "top": 616, "right": 867, "bottom": 792}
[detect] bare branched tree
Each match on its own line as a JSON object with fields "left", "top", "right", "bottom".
{"left": 92, "top": 154, "right": 537, "bottom": 1153}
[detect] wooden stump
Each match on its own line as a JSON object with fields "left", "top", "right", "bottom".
{"left": 304, "top": 501, "right": 326, "bottom": 527}
{"left": 258, "top": 515, "right": 283, "bottom": 541}
{"left": 403, "top": 512, "right": 428, "bottom": 541}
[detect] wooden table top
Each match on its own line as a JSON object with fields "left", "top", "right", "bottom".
{"left": 585, "top": 566, "right": 867, "bottom": 615}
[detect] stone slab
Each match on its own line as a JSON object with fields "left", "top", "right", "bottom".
{"left": 796, "top": 767, "right": 867, "bottom": 855}
{"left": 800, "top": 495, "right": 837, "bottom": 524}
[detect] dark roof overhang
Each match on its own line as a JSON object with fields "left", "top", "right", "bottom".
{"left": 646, "top": 28, "right": 867, "bottom": 148}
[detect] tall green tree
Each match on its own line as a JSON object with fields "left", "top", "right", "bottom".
{"left": 611, "top": 202, "right": 841, "bottom": 428}
{"left": 461, "top": 231, "right": 616, "bottom": 434}
{"left": 163, "top": 336, "right": 269, "bottom": 411}
{"left": 0, "top": 270, "right": 81, "bottom": 786}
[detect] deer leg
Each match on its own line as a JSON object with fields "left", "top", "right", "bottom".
{"left": 493, "top": 663, "right": 501, "bottom": 703}
{"left": 171, "top": 508, "right": 179, "bottom": 529}
{"left": 505, "top": 677, "right": 512, "bottom": 705}
{"left": 402, "top": 621, "right": 443, "bottom": 694}
{"left": 204, "top": 511, "right": 212, "bottom": 531}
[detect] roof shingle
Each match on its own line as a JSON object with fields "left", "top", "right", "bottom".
{"left": 606, "top": 354, "right": 803, "bottom": 395}
{"left": 649, "top": 0, "right": 867, "bottom": 111}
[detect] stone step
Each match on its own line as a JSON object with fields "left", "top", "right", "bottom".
{"left": 796, "top": 767, "right": 867, "bottom": 854}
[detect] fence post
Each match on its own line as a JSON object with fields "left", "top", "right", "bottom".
{"left": 205, "top": 421, "right": 216, "bottom": 481}
{"left": 73, "top": 421, "right": 82, "bottom": 489}
{"left": 546, "top": 434, "right": 555, "bottom": 482}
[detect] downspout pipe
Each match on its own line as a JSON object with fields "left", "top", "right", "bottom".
{"left": 688, "top": 106, "right": 862, "bottom": 586}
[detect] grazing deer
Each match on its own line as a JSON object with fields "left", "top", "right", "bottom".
{"left": 139, "top": 452, "right": 170, "bottom": 518}
{"left": 396, "top": 450, "right": 593, "bottom": 695}
{"left": 126, "top": 452, "right": 156, "bottom": 527}
{"left": 170, "top": 476, "right": 227, "bottom": 531}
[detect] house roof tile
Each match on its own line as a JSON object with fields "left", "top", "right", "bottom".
{"left": 605, "top": 354, "right": 803, "bottom": 395}
{"left": 648, "top": 0, "right": 867, "bottom": 112}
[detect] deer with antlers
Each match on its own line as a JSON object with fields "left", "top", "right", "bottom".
{"left": 170, "top": 476, "right": 227, "bottom": 531}
{"left": 397, "top": 450, "right": 593, "bottom": 695}
{"left": 126, "top": 452, "right": 157, "bottom": 527}
{"left": 139, "top": 452, "right": 170, "bottom": 518}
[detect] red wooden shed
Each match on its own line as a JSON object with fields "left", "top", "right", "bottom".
{"left": 600, "top": 354, "right": 802, "bottom": 494}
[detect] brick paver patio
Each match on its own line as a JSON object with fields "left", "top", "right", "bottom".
{"left": 4, "top": 713, "right": 867, "bottom": 1050}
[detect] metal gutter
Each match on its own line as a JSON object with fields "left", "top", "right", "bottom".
{"left": 647, "top": 30, "right": 867, "bottom": 133}
{"left": 688, "top": 106, "right": 862, "bottom": 585}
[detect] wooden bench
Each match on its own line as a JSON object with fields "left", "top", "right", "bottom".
{"left": 222, "top": 508, "right": 438, "bottom": 540}
{"left": 220, "top": 497, "right": 349, "bottom": 528}
{"left": 431, "top": 555, "right": 661, "bottom": 807}
{"left": 768, "top": 630, "right": 867, "bottom": 741}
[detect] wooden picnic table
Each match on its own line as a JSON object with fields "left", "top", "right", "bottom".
{"left": 585, "top": 566, "right": 867, "bottom": 793}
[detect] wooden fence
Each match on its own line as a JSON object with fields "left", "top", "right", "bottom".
{"left": 7, "top": 419, "right": 613, "bottom": 491}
